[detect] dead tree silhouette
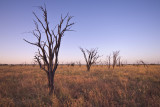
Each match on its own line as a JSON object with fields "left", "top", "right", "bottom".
{"left": 138, "top": 60, "right": 148, "bottom": 68}
{"left": 106, "top": 55, "right": 111, "bottom": 69}
{"left": 80, "top": 48, "right": 100, "bottom": 71}
{"left": 24, "top": 5, "right": 74, "bottom": 95}
{"left": 76, "top": 61, "right": 81, "bottom": 67}
{"left": 112, "top": 51, "right": 120, "bottom": 69}
{"left": 136, "top": 60, "right": 140, "bottom": 67}
{"left": 118, "top": 56, "right": 121, "bottom": 67}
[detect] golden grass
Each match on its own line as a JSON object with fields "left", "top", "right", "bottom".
{"left": 0, "top": 65, "right": 160, "bottom": 106}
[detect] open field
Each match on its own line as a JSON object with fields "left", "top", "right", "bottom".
{"left": 0, "top": 65, "right": 160, "bottom": 107}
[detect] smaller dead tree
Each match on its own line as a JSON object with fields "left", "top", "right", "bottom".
{"left": 136, "top": 60, "right": 140, "bottom": 67}
{"left": 136, "top": 60, "right": 148, "bottom": 68}
{"left": 139, "top": 60, "right": 148, "bottom": 68}
{"left": 106, "top": 55, "right": 111, "bottom": 69}
{"left": 80, "top": 48, "right": 100, "bottom": 71}
{"left": 118, "top": 56, "right": 121, "bottom": 67}
{"left": 76, "top": 61, "right": 81, "bottom": 67}
{"left": 112, "top": 51, "right": 120, "bottom": 69}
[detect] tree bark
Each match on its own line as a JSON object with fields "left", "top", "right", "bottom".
{"left": 87, "top": 65, "right": 90, "bottom": 71}
{"left": 48, "top": 71, "right": 55, "bottom": 95}
{"left": 108, "top": 60, "right": 110, "bottom": 69}
{"left": 47, "top": 72, "right": 51, "bottom": 87}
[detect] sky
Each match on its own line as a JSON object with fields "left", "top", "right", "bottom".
{"left": 0, "top": 0, "right": 160, "bottom": 64}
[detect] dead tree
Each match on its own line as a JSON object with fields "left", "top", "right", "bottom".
{"left": 139, "top": 60, "right": 148, "bottom": 68}
{"left": 80, "top": 48, "right": 100, "bottom": 71}
{"left": 76, "top": 61, "right": 81, "bottom": 67}
{"left": 118, "top": 56, "right": 121, "bottom": 67}
{"left": 106, "top": 55, "right": 111, "bottom": 69}
{"left": 24, "top": 5, "right": 74, "bottom": 95}
{"left": 112, "top": 51, "right": 120, "bottom": 69}
{"left": 136, "top": 60, "right": 140, "bottom": 67}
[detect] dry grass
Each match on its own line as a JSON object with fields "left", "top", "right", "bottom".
{"left": 0, "top": 65, "right": 160, "bottom": 107}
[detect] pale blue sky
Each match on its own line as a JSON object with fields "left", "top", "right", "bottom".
{"left": 0, "top": 0, "right": 160, "bottom": 64}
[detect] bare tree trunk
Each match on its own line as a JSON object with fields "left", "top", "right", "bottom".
{"left": 49, "top": 72, "right": 54, "bottom": 95}
{"left": 108, "top": 58, "right": 110, "bottom": 69}
{"left": 47, "top": 71, "right": 55, "bottom": 95}
{"left": 112, "top": 51, "right": 120, "bottom": 69}
{"left": 113, "top": 64, "right": 115, "bottom": 69}
{"left": 87, "top": 65, "right": 90, "bottom": 71}
{"left": 47, "top": 72, "right": 51, "bottom": 87}
{"left": 118, "top": 57, "right": 121, "bottom": 67}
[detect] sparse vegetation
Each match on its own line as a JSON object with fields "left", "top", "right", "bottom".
{"left": 0, "top": 65, "right": 160, "bottom": 106}
{"left": 1, "top": 1, "right": 160, "bottom": 107}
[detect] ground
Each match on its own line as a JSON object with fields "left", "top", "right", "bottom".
{"left": 0, "top": 65, "right": 160, "bottom": 107}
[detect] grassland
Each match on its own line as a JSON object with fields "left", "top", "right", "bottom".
{"left": 0, "top": 65, "right": 160, "bottom": 107}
